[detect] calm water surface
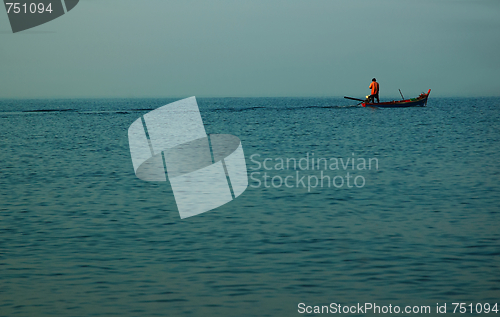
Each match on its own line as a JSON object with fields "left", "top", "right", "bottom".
{"left": 0, "top": 97, "right": 499, "bottom": 316}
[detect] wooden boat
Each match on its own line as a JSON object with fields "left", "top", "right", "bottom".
{"left": 344, "top": 89, "right": 431, "bottom": 108}
{"left": 361, "top": 89, "right": 431, "bottom": 108}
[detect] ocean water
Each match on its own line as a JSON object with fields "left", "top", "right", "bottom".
{"left": 0, "top": 97, "right": 499, "bottom": 316}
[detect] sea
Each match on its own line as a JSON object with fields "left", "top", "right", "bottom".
{"left": 0, "top": 97, "right": 499, "bottom": 316}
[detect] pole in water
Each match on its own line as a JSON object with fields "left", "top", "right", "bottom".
{"left": 344, "top": 96, "right": 365, "bottom": 102}
{"left": 399, "top": 89, "right": 405, "bottom": 100}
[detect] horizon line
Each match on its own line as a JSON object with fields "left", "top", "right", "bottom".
{"left": 1, "top": 94, "right": 499, "bottom": 100}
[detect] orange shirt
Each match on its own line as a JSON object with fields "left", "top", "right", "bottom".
{"left": 369, "top": 81, "right": 379, "bottom": 95}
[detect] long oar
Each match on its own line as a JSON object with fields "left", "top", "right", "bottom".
{"left": 344, "top": 96, "right": 365, "bottom": 102}
{"left": 398, "top": 89, "right": 405, "bottom": 100}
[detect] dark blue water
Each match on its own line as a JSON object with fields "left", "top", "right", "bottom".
{"left": 1, "top": 97, "right": 499, "bottom": 316}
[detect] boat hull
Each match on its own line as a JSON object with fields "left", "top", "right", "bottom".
{"left": 362, "top": 89, "right": 431, "bottom": 108}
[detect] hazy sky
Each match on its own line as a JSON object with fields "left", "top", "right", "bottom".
{"left": 1, "top": 0, "right": 499, "bottom": 98}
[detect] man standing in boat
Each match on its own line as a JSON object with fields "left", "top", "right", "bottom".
{"left": 368, "top": 78, "right": 380, "bottom": 103}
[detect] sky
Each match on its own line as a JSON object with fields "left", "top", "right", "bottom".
{"left": 1, "top": 0, "right": 499, "bottom": 98}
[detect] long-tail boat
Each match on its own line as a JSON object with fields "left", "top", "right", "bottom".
{"left": 344, "top": 89, "right": 431, "bottom": 108}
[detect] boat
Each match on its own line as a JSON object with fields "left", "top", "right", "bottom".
{"left": 344, "top": 89, "right": 431, "bottom": 108}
